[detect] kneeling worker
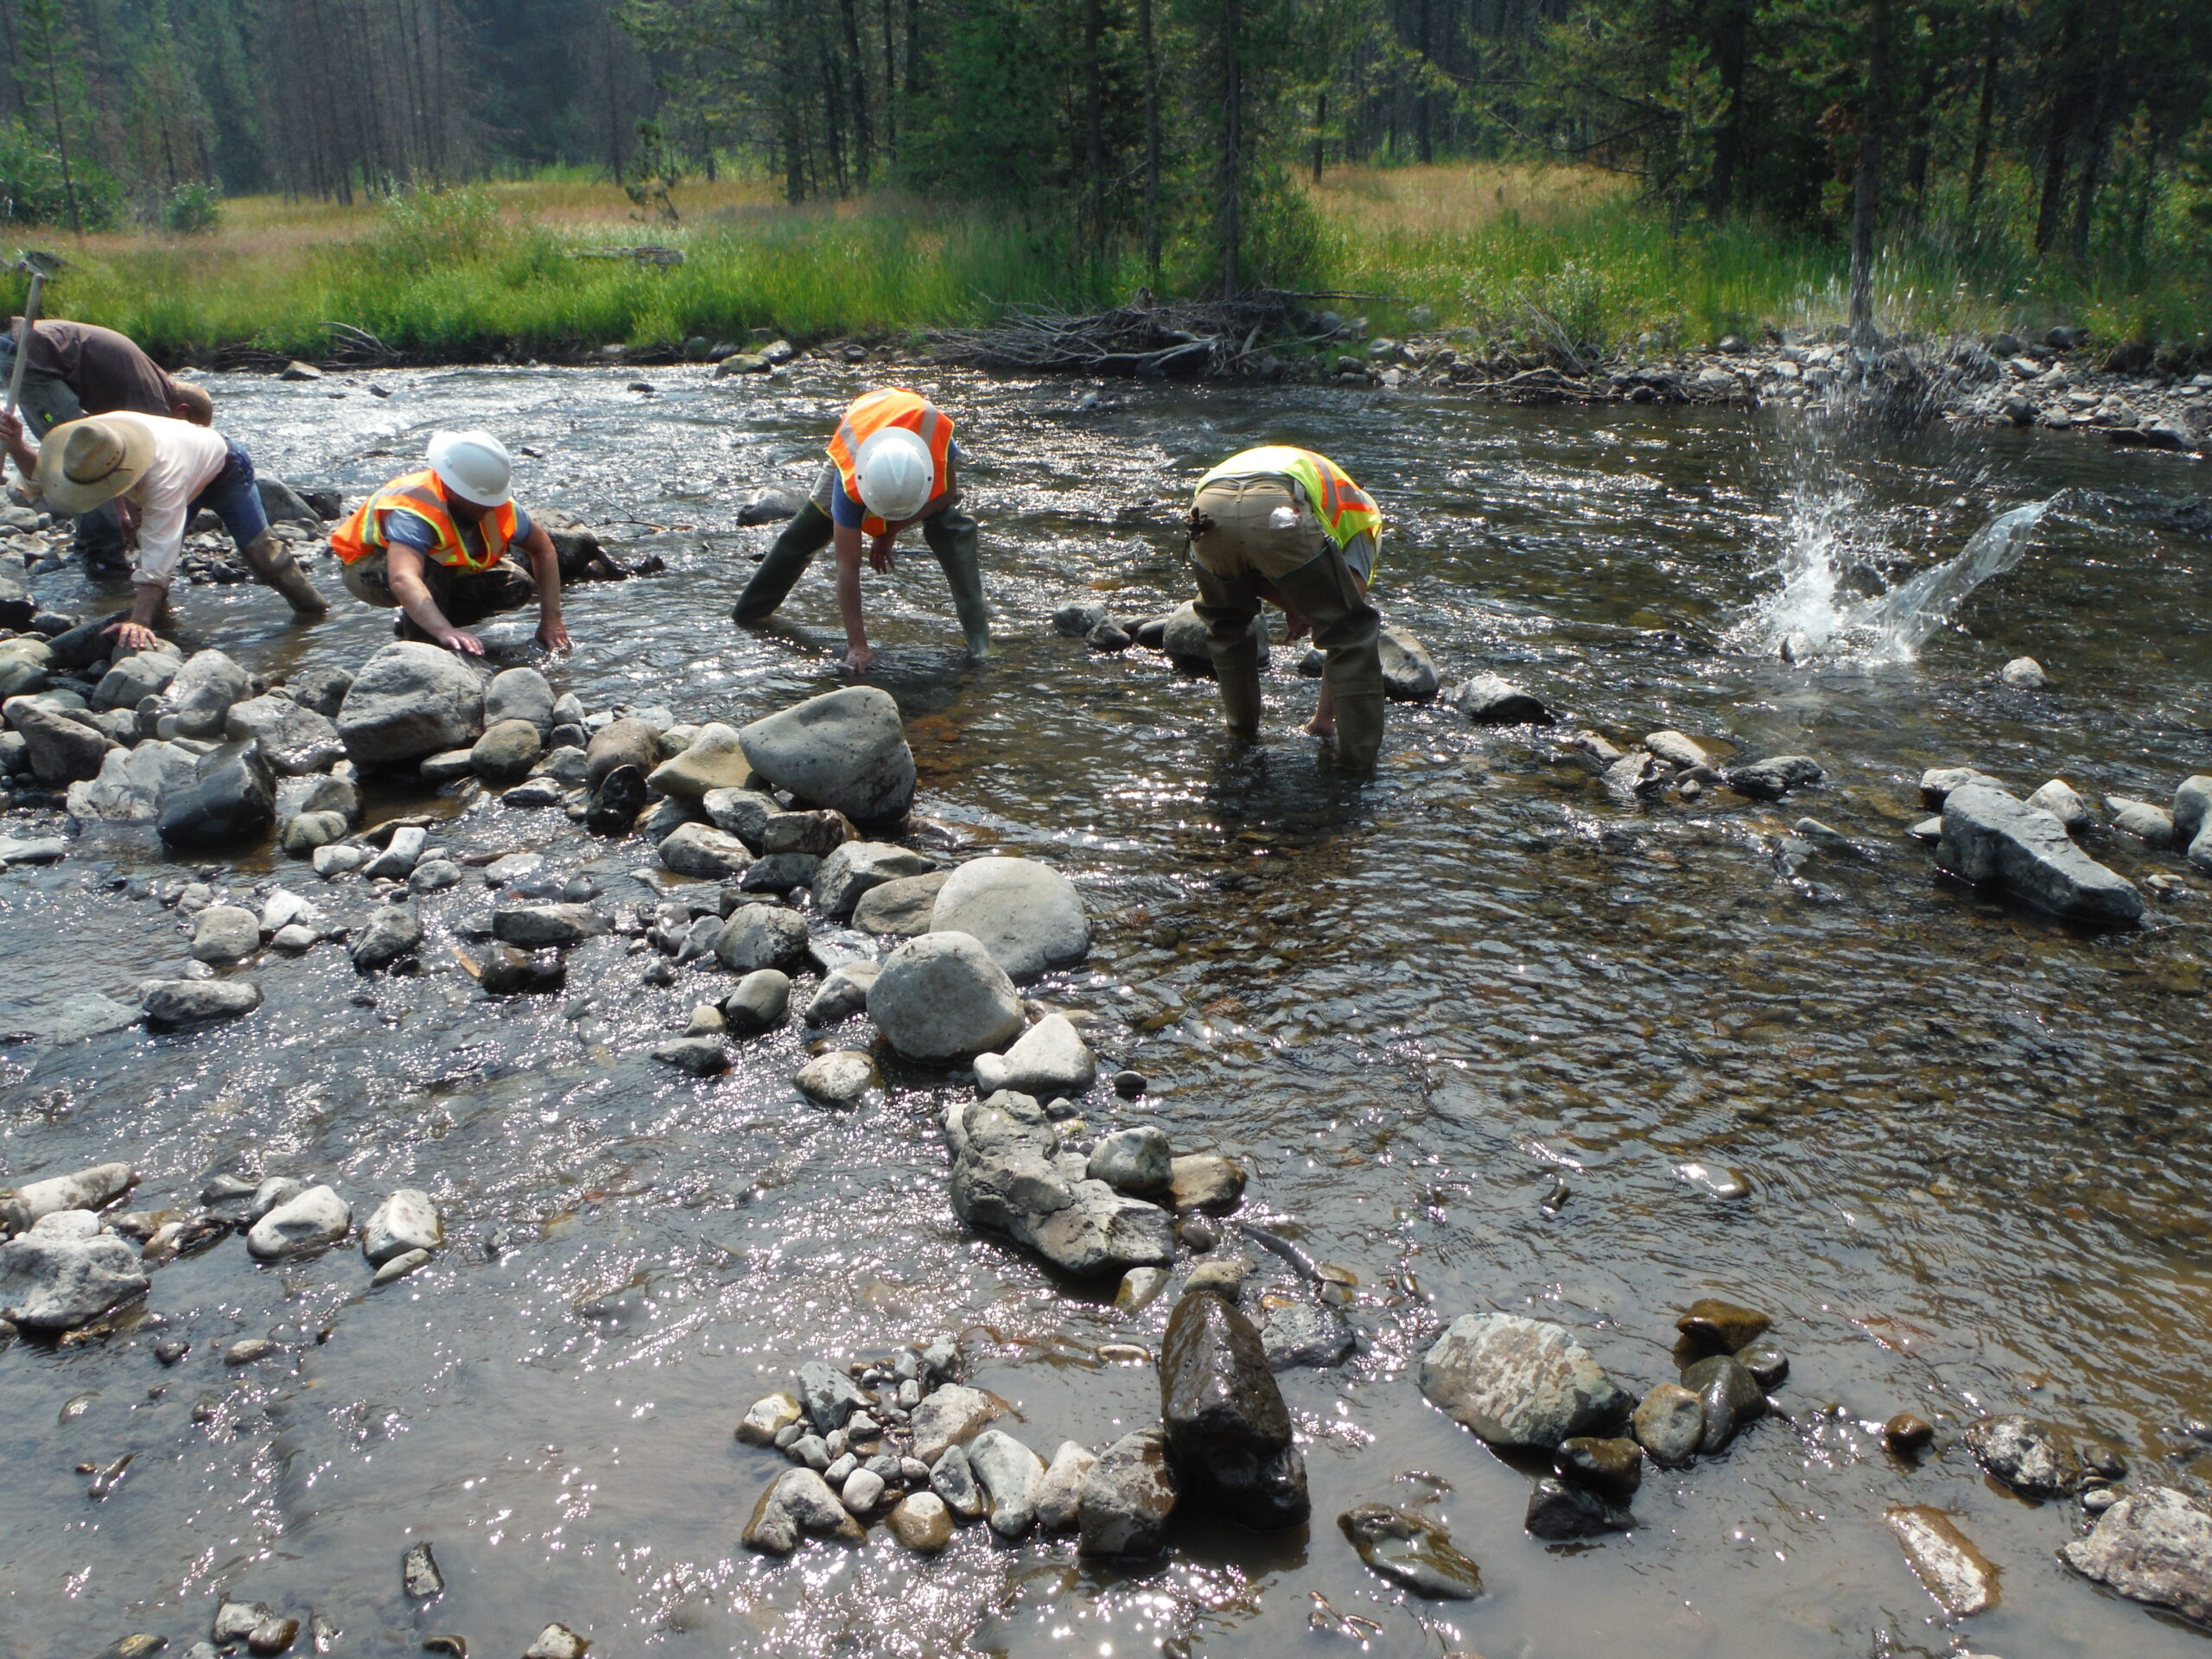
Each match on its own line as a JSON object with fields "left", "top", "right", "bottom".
{"left": 332, "top": 429, "right": 570, "bottom": 656}
{"left": 1186, "top": 445, "right": 1386, "bottom": 769}
{"left": 0, "top": 407, "right": 328, "bottom": 651}
{"left": 732, "top": 386, "right": 986, "bottom": 671}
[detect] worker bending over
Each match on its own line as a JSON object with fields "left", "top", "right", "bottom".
{"left": 1, "top": 318, "right": 216, "bottom": 573}
{"left": 332, "top": 430, "right": 569, "bottom": 656}
{"left": 732, "top": 386, "right": 987, "bottom": 672}
{"left": 1186, "top": 445, "right": 1386, "bottom": 770}
{"left": 0, "top": 408, "right": 328, "bottom": 651}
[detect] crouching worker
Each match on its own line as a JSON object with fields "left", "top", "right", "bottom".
{"left": 0, "top": 407, "right": 328, "bottom": 652}
{"left": 731, "top": 386, "right": 986, "bottom": 671}
{"left": 1187, "top": 445, "right": 1386, "bottom": 770}
{"left": 332, "top": 429, "right": 570, "bottom": 656}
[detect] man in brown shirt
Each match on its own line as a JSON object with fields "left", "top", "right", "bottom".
{"left": 2, "top": 319, "right": 213, "bottom": 571}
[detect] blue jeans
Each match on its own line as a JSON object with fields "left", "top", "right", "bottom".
{"left": 192, "top": 437, "right": 269, "bottom": 549}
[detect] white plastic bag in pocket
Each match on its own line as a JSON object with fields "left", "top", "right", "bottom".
{"left": 1268, "top": 505, "right": 1299, "bottom": 530}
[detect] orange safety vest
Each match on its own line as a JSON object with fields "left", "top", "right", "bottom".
{"left": 330, "top": 471, "right": 521, "bottom": 572}
{"left": 824, "top": 387, "right": 955, "bottom": 537}
{"left": 1197, "top": 445, "right": 1383, "bottom": 555}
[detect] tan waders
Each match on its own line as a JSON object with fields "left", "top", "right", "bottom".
{"left": 1187, "top": 474, "right": 1385, "bottom": 769}
{"left": 238, "top": 532, "right": 331, "bottom": 615}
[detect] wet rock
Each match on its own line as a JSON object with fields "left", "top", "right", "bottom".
{"left": 373, "top": 1248, "right": 429, "bottom": 1285}
{"left": 337, "top": 642, "right": 485, "bottom": 763}
{"left": 1339, "top": 1503, "right": 1483, "bottom": 1598}
{"left": 804, "top": 963, "right": 880, "bottom": 1023}
{"left": 213, "top": 1602, "right": 271, "bottom": 1644}
{"left": 522, "top": 1624, "right": 588, "bottom": 1659}
{"left": 1526, "top": 1477, "right": 1632, "bottom": 1540}
{"left": 281, "top": 810, "right": 346, "bottom": 855}
{"left": 1077, "top": 1428, "right": 1176, "bottom": 1556}
{"left": 2062, "top": 1485, "right": 2212, "bottom": 1621}
{"left": 143, "top": 978, "right": 264, "bottom": 1026}
{"left": 798, "top": 1359, "right": 869, "bottom": 1435}
{"left": 191, "top": 904, "right": 261, "bottom": 963}
{"left": 12, "top": 700, "right": 111, "bottom": 785}
{"left": 715, "top": 903, "right": 809, "bottom": 972}
{"left": 156, "top": 741, "right": 275, "bottom": 849}
{"left": 945, "top": 1092, "right": 1173, "bottom": 1275}
{"left": 1456, "top": 672, "right": 1553, "bottom": 725}
{"left": 93, "top": 648, "right": 181, "bottom": 710}
{"left": 1725, "top": 754, "right": 1824, "bottom": 798}
{"left": 911, "top": 1382, "right": 1003, "bottom": 1462}
{"left": 976, "top": 1012, "right": 1096, "bottom": 1096}
{"left": 0, "top": 1217, "right": 149, "bottom": 1329}
{"left": 815, "top": 842, "right": 938, "bottom": 918}
{"left": 968, "top": 1428, "right": 1047, "bottom": 1536}
{"left": 2175, "top": 776, "right": 2212, "bottom": 847}
{"left": 721, "top": 969, "right": 791, "bottom": 1033}
{"left": 67, "top": 738, "right": 200, "bottom": 822}
{"left": 658, "top": 822, "right": 753, "bottom": 880}
{"left": 226, "top": 695, "right": 344, "bottom": 775}
{"left": 410, "top": 859, "right": 461, "bottom": 894}
{"left": 794, "top": 1050, "right": 875, "bottom": 1106}
{"left": 1682, "top": 1354, "right": 1764, "bottom": 1452}
{"left": 1940, "top": 783, "right": 2143, "bottom": 924}
{"left": 739, "top": 686, "right": 916, "bottom": 824}
{"left": 648, "top": 721, "right": 755, "bottom": 799}
{"left": 931, "top": 1443, "right": 986, "bottom": 1519}
{"left": 737, "top": 485, "right": 804, "bottom": 524}
{"left": 162, "top": 648, "right": 251, "bottom": 740}
{"left": 1117, "top": 1265, "right": 1170, "bottom": 1312}
{"left": 584, "top": 718, "right": 660, "bottom": 790}
{"left": 5, "top": 1162, "right": 136, "bottom": 1223}
{"left": 403, "top": 1540, "right": 445, "bottom": 1599}
{"left": 1887, "top": 1505, "right": 1999, "bottom": 1616}
{"left": 1418, "top": 1313, "right": 1631, "bottom": 1450}
{"left": 1645, "top": 730, "right": 1710, "bottom": 770}
{"left": 351, "top": 904, "right": 423, "bottom": 972}
{"left": 1160, "top": 601, "right": 1269, "bottom": 672}
{"left": 1963, "top": 1414, "right": 2083, "bottom": 1498}
{"left": 652, "top": 1035, "right": 729, "bottom": 1075}
{"left": 1734, "top": 1339, "right": 1789, "bottom": 1389}
{"left": 1999, "top": 655, "right": 2047, "bottom": 690}
{"left": 469, "top": 717, "right": 542, "bottom": 780}
{"left": 887, "top": 1491, "right": 954, "bottom": 1552}
{"left": 289, "top": 665, "right": 354, "bottom": 717}
{"left": 761, "top": 807, "right": 856, "bottom": 856}
{"left": 1379, "top": 628, "right": 1440, "bottom": 702}
{"left": 702, "top": 786, "right": 778, "bottom": 849}
{"left": 1885, "top": 1412, "right": 1936, "bottom": 1453}
{"left": 1167, "top": 1154, "right": 1246, "bottom": 1213}
{"left": 1184, "top": 1257, "right": 1249, "bottom": 1301}
{"left": 1160, "top": 1290, "right": 1309, "bottom": 1528}
{"left": 929, "top": 856, "right": 1090, "bottom": 980}
{"left": 1556, "top": 1435, "right": 1643, "bottom": 1498}
{"left": 740, "top": 1392, "right": 803, "bottom": 1446}
{"left": 246, "top": 1185, "right": 351, "bottom": 1259}
{"left": 869, "top": 932, "right": 1025, "bottom": 1061}
{"left": 1919, "top": 765, "right": 2004, "bottom": 805}
{"left": 2107, "top": 795, "right": 2177, "bottom": 849}
{"left": 1053, "top": 601, "right": 1108, "bottom": 637}
{"left": 1088, "top": 1126, "right": 1173, "bottom": 1198}
{"left": 479, "top": 944, "right": 564, "bottom": 995}
{"left": 493, "top": 904, "right": 607, "bottom": 948}
{"left": 2025, "top": 778, "right": 2094, "bottom": 832}
{"left": 361, "top": 824, "right": 428, "bottom": 879}
{"left": 1260, "top": 1300, "right": 1355, "bottom": 1371}
{"left": 362, "top": 1190, "right": 442, "bottom": 1266}
{"left": 1676, "top": 1298, "right": 1770, "bottom": 1352}
{"left": 1036, "top": 1440, "right": 1097, "bottom": 1532}
{"left": 248, "top": 1177, "right": 304, "bottom": 1222}
{"left": 741, "top": 852, "right": 820, "bottom": 897}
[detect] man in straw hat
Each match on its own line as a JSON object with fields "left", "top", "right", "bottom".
{"left": 328, "top": 429, "right": 569, "bottom": 656}
{"left": 0, "top": 406, "right": 328, "bottom": 651}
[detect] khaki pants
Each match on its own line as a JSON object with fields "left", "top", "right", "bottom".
{"left": 341, "top": 550, "right": 537, "bottom": 636}
{"left": 1187, "top": 475, "right": 1385, "bottom": 768}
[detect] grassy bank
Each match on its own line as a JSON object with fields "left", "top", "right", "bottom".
{"left": 6, "top": 164, "right": 2205, "bottom": 365}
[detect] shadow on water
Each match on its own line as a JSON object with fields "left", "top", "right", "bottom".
{"left": 0, "top": 359, "right": 2209, "bottom": 1657}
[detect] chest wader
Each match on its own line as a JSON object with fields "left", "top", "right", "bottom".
{"left": 732, "top": 499, "right": 990, "bottom": 659}
{"left": 238, "top": 533, "right": 330, "bottom": 615}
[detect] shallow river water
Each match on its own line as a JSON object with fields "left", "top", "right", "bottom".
{"left": 3, "top": 361, "right": 2210, "bottom": 1659}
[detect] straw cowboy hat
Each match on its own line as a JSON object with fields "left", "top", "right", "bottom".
{"left": 35, "top": 415, "right": 156, "bottom": 515}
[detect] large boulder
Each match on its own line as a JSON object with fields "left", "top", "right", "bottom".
{"left": 337, "top": 642, "right": 486, "bottom": 764}
{"left": 739, "top": 687, "right": 916, "bottom": 824}
{"left": 813, "top": 842, "right": 938, "bottom": 918}
{"left": 226, "top": 695, "right": 345, "bottom": 775}
{"left": 1417, "top": 1312, "right": 1631, "bottom": 1450}
{"left": 12, "top": 700, "right": 111, "bottom": 785}
{"left": 930, "top": 857, "right": 1090, "bottom": 980}
{"left": 484, "top": 667, "right": 556, "bottom": 733}
{"left": 1160, "top": 1290, "right": 1309, "bottom": 1529}
{"left": 162, "top": 649, "right": 251, "bottom": 740}
{"left": 1379, "top": 628, "right": 1439, "bottom": 702}
{"left": 67, "top": 739, "right": 199, "bottom": 822}
{"left": 156, "top": 742, "right": 276, "bottom": 849}
{"left": 585, "top": 717, "right": 661, "bottom": 789}
{"left": 1937, "top": 782, "right": 2143, "bottom": 925}
{"left": 944, "top": 1091, "right": 1173, "bottom": 1276}
{"left": 2063, "top": 1487, "right": 2212, "bottom": 1623}
{"left": 869, "top": 932, "right": 1025, "bottom": 1061}
{"left": 0, "top": 1214, "right": 149, "bottom": 1330}
{"left": 647, "top": 721, "right": 756, "bottom": 799}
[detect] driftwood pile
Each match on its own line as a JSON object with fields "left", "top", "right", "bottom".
{"left": 931, "top": 291, "right": 1340, "bottom": 378}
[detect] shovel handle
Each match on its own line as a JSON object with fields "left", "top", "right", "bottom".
{"left": 3, "top": 273, "right": 47, "bottom": 423}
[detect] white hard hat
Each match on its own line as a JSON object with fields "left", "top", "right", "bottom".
{"left": 426, "top": 429, "right": 513, "bottom": 508}
{"left": 854, "top": 427, "right": 933, "bottom": 522}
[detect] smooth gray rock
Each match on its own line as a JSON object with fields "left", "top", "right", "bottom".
{"left": 715, "top": 903, "right": 810, "bottom": 972}
{"left": 361, "top": 824, "right": 428, "bottom": 879}
{"left": 1077, "top": 1428, "right": 1177, "bottom": 1556}
{"left": 1919, "top": 765, "right": 2004, "bottom": 805}
{"left": 1087, "top": 1125, "right": 1173, "bottom": 1198}
{"left": 851, "top": 869, "right": 948, "bottom": 935}
{"left": 66, "top": 738, "right": 198, "bottom": 821}
{"left": 910, "top": 1383, "right": 1003, "bottom": 1463}
{"left": 814, "top": 841, "right": 938, "bottom": 918}
{"left": 46, "top": 994, "right": 139, "bottom": 1045}
{"left": 246, "top": 1184, "right": 351, "bottom": 1258}
{"left": 163, "top": 649, "right": 251, "bottom": 740}
{"left": 1160, "top": 600, "right": 1270, "bottom": 671}
{"left": 2108, "top": 796, "right": 2177, "bottom": 846}
{"left": 968, "top": 1428, "right": 1047, "bottom": 1537}
{"left": 804, "top": 962, "right": 880, "bottom": 1024}
{"left": 92, "top": 648, "right": 181, "bottom": 711}
{"left": 2175, "top": 776, "right": 2212, "bottom": 846}
{"left": 652, "top": 1035, "right": 730, "bottom": 1075}
{"left": 337, "top": 642, "right": 486, "bottom": 763}
{"left": 721, "top": 969, "right": 791, "bottom": 1033}
{"left": 1939, "top": 783, "right": 2143, "bottom": 924}
{"left": 470, "top": 717, "right": 543, "bottom": 779}
{"left": 493, "top": 904, "right": 607, "bottom": 947}
{"left": 13, "top": 700, "right": 111, "bottom": 785}
{"left": 226, "top": 694, "right": 344, "bottom": 775}
{"left": 2062, "top": 1486, "right": 2212, "bottom": 1622}
{"left": 1036, "top": 1441, "right": 1096, "bottom": 1533}
{"left": 739, "top": 686, "right": 916, "bottom": 823}
{"left": 1418, "top": 1313, "right": 1631, "bottom": 1450}
{"left": 1633, "top": 1382, "right": 1705, "bottom": 1465}
{"left": 1456, "top": 672, "right": 1554, "bottom": 725}
{"left": 648, "top": 721, "right": 756, "bottom": 799}
{"left": 739, "top": 851, "right": 820, "bottom": 893}
{"left": 976, "top": 1013, "right": 1096, "bottom": 1096}
{"left": 1261, "top": 1301, "right": 1356, "bottom": 1371}
{"left": 5, "top": 1161, "right": 133, "bottom": 1223}
{"left": 584, "top": 717, "right": 659, "bottom": 789}
{"left": 351, "top": 904, "right": 423, "bottom": 971}
{"left": 0, "top": 1218, "right": 148, "bottom": 1329}
{"left": 659, "top": 822, "right": 753, "bottom": 879}
{"left": 930, "top": 857, "right": 1090, "bottom": 980}
{"left": 794, "top": 1049, "right": 875, "bottom": 1106}
{"left": 361, "top": 1189, "right": 442, "bottom": 1266}
{"left": 288, "top": 665, "right": 355, "bottom": 717}
{"left": 485, "top": 666, "right": 556, "bottom": 733}
{"left": 1379, "top": 627, "right": 1439, "bottom": 702}
{"left": 702, "top": 787, "right": 778, "bottom": 849}
{"left": 1725, "top": 754, "right": 1824, "bottom": 798}
{"left": 1999, "top": 655, "right": 2047, "bottom": 689}
{"left": 191, "top": 904, "right": 261, "bottom": 963}
{"left": 870, "top": 932, "right": 1025, "bottom": 1061}
{"left": 143, "top": 978, "right": 263, "bottom": 1025}
{"left": 2024, "top": 778, "right": 2094, "bottom": 832}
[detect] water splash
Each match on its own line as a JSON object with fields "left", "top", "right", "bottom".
{"left": 1736, "top": 492, "right": 2056, "bottom": 666}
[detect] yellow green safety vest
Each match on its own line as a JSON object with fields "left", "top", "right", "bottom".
{"left": 1197, "top": 446, "right": 1383, "bottom": 555}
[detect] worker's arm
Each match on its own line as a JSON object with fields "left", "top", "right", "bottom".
{"left": 0, "top": 410, "right": 36, "bottom": 484}
{"left": 519, "top": 519, "right": 570, "bottom": 652}
{"left": 832, "top": 520, "right": 874, "bottom": 673}
{"left": 385, "top": 543, "right": 481, "bottom": 656}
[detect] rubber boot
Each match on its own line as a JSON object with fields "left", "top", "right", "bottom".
{"left": 1272, "top": 550, "right": 1384, "bottom": 771}
{"left": 1210, "top": 627, "right": 1266, "bottom": 739}
{"left": 238, "top": 531, "right": 330, "bottom": 615}
{"left": 923, "top": 506, "right": 991, "bottom": 658}
{"left": 733, "top": 501, "right": 834, "bottom": 626}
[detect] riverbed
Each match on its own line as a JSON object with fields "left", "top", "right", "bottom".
{"left": 3, "top": 360, "right": 2209, "bottom": 1658}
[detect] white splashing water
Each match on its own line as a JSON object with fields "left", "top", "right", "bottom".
{"left": 1738, "top": 493, "right": 2055, "bottom": 666}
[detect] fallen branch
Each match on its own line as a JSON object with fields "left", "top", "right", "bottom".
{"left": 931, "top": 293, "right": 1306, "bottom": 378}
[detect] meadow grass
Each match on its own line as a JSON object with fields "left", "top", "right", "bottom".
{"left": 6, "top": 163, "right": 2202, "bottom": 363}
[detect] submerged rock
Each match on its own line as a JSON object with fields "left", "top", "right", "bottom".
{"left": 1260, "top": 1300, "right": 1356, "bottom": 1371}
{"left": 1886, "top": 1504, "right": 2000, "bottom": 1616}
{"left": 1339, "top": 1503, "right": 1483, "bottom": 1599}
{"left": 739, "top": 686, "right": 916, "bottom": 823}
{"left": 743, "top": 1467, "right": 863, "bottom": 1554}
{"left": 1077, "top": 1428, "right": 1177, "bottom": 1557}
{"left": 1962, "top": 1414, "right": 2086, "bottom": 1498}
{"left": 1724, "top": 754, "right": 1824, "bottom": 798}
{"left": 1418, "top": 1312, "right": 1630, "bottom": 1450}
{"left": 1675, "top": 1298, "right": 1770, "bottom": 1352}
{"left": 1681, "top": 1353, "right": 1765, "bottom": 1452}
{"left": 1160, "top": 1290, "right": 1309, "bottom": 1529}
{"left": 1939, "top": 783, "right": 2143, "bottom": 924}
{"left": 0, "top": 1216, "right": 149, "bottom": 1330}
{"left": 1455, "top": 672, "right": 1553, "bottom": 725}
{"left": 2062, "top": 1486, "right": 2212, "bottom": 1622}
{"left": 1525, "top": 1476, "right": 1632, "bottom": 1540}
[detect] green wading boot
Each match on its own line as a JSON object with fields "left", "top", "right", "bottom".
{"left": 733, "top": 501, "right": 834, "bottom": 626}
{"left": 1272, "top": 549, "right": 1385, "bottom": 771}
{"left": 1330, "top": 690, "right": 1387, "bottom": 771}
{"left": 1209, "top": 628, "right": 1265, "bottom": 739}
{"left": 238, "top": 532, "right": 330, "bottom": 615}
{"left": 925, "top": 507, "right": 991, "bottom": 657}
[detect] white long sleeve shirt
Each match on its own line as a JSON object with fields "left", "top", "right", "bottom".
{"left": 111, "top": 415, "right": 232, "bottom": 591}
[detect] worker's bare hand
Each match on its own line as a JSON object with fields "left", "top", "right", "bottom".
{"left": 536, "top": 619, "right": 572, "bottom": 653}
{"left": 842, "top": 642, "right": 877, "bottom": 674}
{"left": 103, "top": 620, "right": 160, "bottom": 653}
{"left": 868, "top": 535, "right": 897, "bottom": 574}
{"left": 436, "top": 626, "right": 485, "bottom": 657}
{"left": 0, "top": 411, "right": 21, "bottom": 445}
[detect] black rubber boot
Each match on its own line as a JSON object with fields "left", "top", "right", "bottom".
{"left": 922, "top": 506, "right": 990, "bottom": 657}
{"left": 587, "top": 763, "right": 650, "bottom": 836}
{"left": 1271, "top": 549, "right": 1385, "bottom": 771}
{"left": 733, "top": 501, "right": 834, "bottom": 626}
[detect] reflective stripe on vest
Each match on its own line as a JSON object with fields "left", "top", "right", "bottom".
{"left": 823, "top": 387, "right": 955, "bottom": 537}
{"left": 1195, "top": 445, "right": 1383, "bottom": 556}
{"left": 330, "top": 470, "right": 520, "bottom": 571}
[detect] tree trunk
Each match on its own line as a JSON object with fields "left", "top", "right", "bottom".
{"left": 1847, "top": 0, "right": 1889, "bottom": 348}
{"left": 1965, "top": 17, "right": 1999, "bottom": 207}
{"left": 1705, "top": 0, "right": 1747, "bottom": 219}
{"left": 1140, "top": 0, "right": 1160, "bottom": 286}
{"left": 904, "top": 0, "right": 920, "bottom": 100}
{"left": 1218, "top": 0, "right": 1243, "bottom": 298}
{"left": 1084, "top": 0, "right": 1104, "bottom": 257}
{"left": 839, "top": 0, "right": 871, "bottom": 189}
{"left": 1903, "top": 59, "right": 1936, "bottom": 220}
{"left": 1313, "top": 89, "right": 1326, "bottom": 183}
{"left": 2067, "top": 10, "right": 2117, "bottom": 262}
{"left": 880, "top": 0, "right": 897, "bottom": 162}
{"left": 1415, "top": 0, "right": 1433, "bottom": 164}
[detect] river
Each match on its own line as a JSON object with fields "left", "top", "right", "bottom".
{"left": 2, "top": 360, "right": 2209, "bottom": 1658}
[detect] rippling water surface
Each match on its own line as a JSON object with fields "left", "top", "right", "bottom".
{"left": 3, "top": 362, "right": 2210, "bottom": 1659}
